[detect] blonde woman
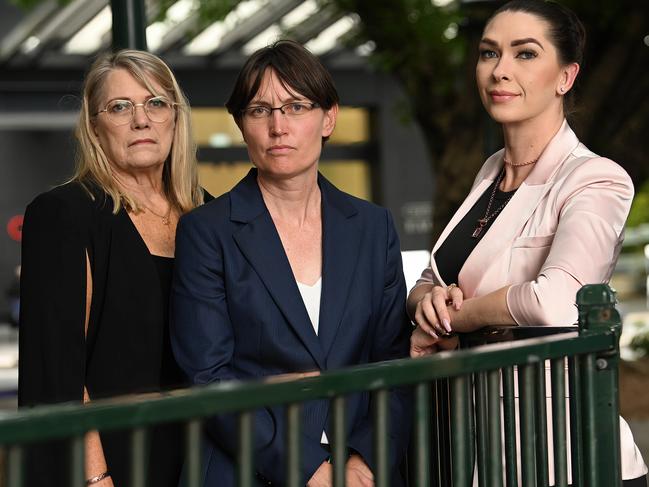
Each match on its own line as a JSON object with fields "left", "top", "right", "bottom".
{"left": 19, "top": 50, "right": 209, "bottom": 487}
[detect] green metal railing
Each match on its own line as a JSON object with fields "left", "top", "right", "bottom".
{"left": 0, "top": 284, "right": 623, "bottom": 486}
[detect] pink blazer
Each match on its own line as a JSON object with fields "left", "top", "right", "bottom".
{"left": 415, "top": 120, "right": 634, "bottom": 326}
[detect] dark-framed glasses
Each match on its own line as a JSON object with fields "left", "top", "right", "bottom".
{"left": 241, "top": 102, "right": 320, "bottom": 121}
{"left": 95, "top": 96, "right": 177, "bottom": 126}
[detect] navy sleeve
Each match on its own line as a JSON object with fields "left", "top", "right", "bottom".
{"left": 347, "top": 209, "right": 413, "bottom": 476}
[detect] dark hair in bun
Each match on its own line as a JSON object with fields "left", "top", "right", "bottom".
{"left": 487, "top": 0, "right": 586, "bottom": 110}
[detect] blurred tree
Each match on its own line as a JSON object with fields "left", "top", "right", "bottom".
{"left": 563, "top": 0, "right": 649, "bottom": 196}
{"left": 152, "top": 0, "right": 649, "bottom": 235}
{"left": 328, "top": 0, "right": 649, "bottom": 237}
{"left": 329, "top": 0, "right": 489, "bottom": 238}
{"left": 11, "top": 0, "right": 649, "bottom": 234}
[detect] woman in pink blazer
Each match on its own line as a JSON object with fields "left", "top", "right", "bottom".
{"left": 407, "top": 0, "right": 647, "bottom": 484}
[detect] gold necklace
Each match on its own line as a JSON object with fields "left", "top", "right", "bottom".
{"left": 503, "top": 156, "right": 539, "bottom": 167}
{"left": 140, "top": 202, "right": 172, "bottom": 225}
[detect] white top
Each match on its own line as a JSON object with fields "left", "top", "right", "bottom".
{"left": 296, "top": 277, "right": 327, "bottom": 444}
{"left": 297, "top": 277, "right": 322, "bottom": 335}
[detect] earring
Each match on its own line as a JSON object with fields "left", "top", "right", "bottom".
{"left": 559, "top": 86, "right": 565, "bottom": 93}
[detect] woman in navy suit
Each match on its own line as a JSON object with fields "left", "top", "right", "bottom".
{"left": 171, "top": 40, "right": 411, "bottom": 486}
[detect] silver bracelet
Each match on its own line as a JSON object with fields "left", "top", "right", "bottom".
{"left": 86, "top": 471, "right": 110, "bottom": 485}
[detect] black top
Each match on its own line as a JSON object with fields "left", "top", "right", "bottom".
{"left": 152, "top": 255, "right": 185, "bottom": 389}
{"left": 101, "top": 256, "right": 184, "bottom": 487}
{"left": 18, "top": 181, "right": 211, "bottom": 487}
{"left": 436, "top": 178, "right": 517, "bottom": 285}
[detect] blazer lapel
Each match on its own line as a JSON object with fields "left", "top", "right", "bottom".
{"left": 231, "top": 169, "right": 326, "bottom": 369}
{"left": 316, "top": 175, "right": 360, "bottom": 359}
{"left": 426, "top": 144, "right": 514, "bottom": 288}
{"left": 459, "top": 182, "right": 553, "bottom": 296}
{"left": 459, "top": 120, "right": 582, "bottom": 296}
{"left": 431, "top": 181, "right": 492, "bottom": 284}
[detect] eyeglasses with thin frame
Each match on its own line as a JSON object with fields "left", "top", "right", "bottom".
{"left": 95, "top": 96, "right": 178, "bottom": 126}
{"left": 241, "top": 101, "right": 320, "bottom": 122}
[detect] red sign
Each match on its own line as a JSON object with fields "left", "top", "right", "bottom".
{"left": 7, "top": 215, "right": 23, "bottom": 242}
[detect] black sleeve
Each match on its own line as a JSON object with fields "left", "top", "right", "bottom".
{"left": 18, "top": 190, "right": 88, "bottom": 407}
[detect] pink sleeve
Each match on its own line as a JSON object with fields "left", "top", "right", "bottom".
{"left": 412, "top": 265, "right": 442, "bottom": 292}
{"left": 506, "top": 158, "right": 633, "bottom": 326}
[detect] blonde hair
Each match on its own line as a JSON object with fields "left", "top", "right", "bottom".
{"left": 74, "top": 49, "right": 203, "bottom": 213}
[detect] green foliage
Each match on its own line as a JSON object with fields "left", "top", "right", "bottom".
{"left": 627, "top": 179, "right": 649, "bottom": 228}
{"left": 193, "top": 0, "right": 239, "bottom": 29}
{"left": 152, "top": 0, "right": 238, "bottom": 27}
{"left": 630, "top": 330, "right": 649, "bottom": 358}
{"left": 327, "top": 0, "right": 493, "bottom": 235}
{"left": 330, "top": 0, "right": 466, "bottom": 98}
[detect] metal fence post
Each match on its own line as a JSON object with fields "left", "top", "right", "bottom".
{"left": 576, "top": 284, "right": 622, "bottom": 487}
{"left": 413, "top": 383, "right": 431, "bottom": 487}
{"left": 7, "top": 445, "right": 24, "bottom": 487}
{"left": 185, "top": 420, "right": 202, "bottom": 487}
{"left": 373, "top": 389, "right": 390, "bottom": 487}
{"left": 450, "top": 375, "right": 473, "bottom": 487}
{"left": 286, "top": 403, "right": 302, "bottom": 487}
{"left": 110, "top": 0, "right": 148, "bottom": 51}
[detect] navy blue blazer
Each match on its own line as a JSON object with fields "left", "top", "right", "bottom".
{"left": 171, "top": 168, "right": 411, "bottom": 486}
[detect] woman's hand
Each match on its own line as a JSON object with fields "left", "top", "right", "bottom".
{"left": 412, "top": 284, "right": 463, "bottom": 339}
{"left": 410, "top": 325, "right": 438, "bottom": 357}
{"left": 410, "top": 328, "right": 459, "bottom": 357}
{"left": 307, "top": 461, "right": 332, "bottom": 487}
{"left": 307, "top": 453, "right": 375, "bottom": 487}
{"left": 345, "top": 454, "right": 374, "bottom": 487}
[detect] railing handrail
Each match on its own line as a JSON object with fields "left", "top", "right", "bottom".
{"left": 0, "top": 327, "right": 616, "bottom": 446}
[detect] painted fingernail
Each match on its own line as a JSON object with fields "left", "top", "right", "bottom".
{"left": 442, "top": 319, "right": 451, "bottom": 332}
{"left": 428, "top": 330, "right": 438, "bottom": 339}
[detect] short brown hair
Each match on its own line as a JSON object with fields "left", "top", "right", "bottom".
{"left": 226, "top": 40, "right": 339, "bottom": 139}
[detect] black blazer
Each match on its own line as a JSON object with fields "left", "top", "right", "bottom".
{"left": 19, "top": 180, "right": 211, "bottom": 486}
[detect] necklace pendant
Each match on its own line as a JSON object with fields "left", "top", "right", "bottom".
{"left": 472, "top": 219, "right": 487, "bottom": 238}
